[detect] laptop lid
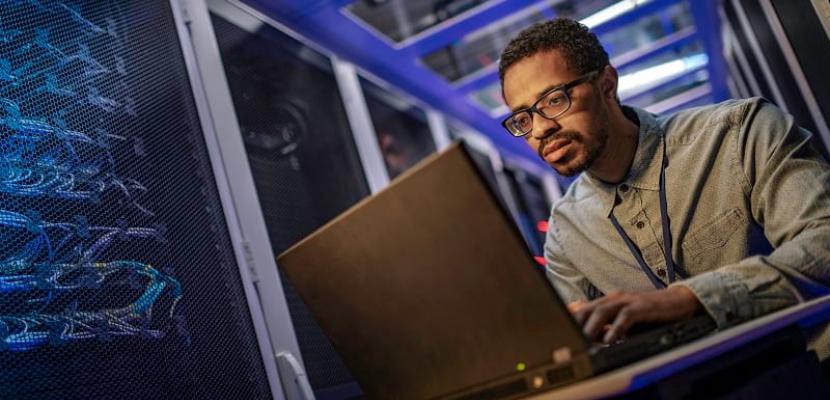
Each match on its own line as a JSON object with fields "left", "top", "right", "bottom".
{"left": 278, "top": 143, "right": 589, "bottom": 399}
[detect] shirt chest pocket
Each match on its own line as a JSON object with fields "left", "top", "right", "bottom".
{"left": 680, "top": 207, "right": 747, "bottom": 274}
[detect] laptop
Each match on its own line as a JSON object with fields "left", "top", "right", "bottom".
{"left": 277, "top": 142, "right": 715, "bottom": 400}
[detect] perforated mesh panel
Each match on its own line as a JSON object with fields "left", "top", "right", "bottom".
{"left": 210, "top": 10, "right": 369, "bottom": 397}
{"left": 0, "top": 1, "right": 271, "bottom": 398}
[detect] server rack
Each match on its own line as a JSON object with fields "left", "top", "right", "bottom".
{"left": 501, "top": 159, "right": 558, "bottom": 260}
{"left": 720, "top": 0, "right": 830, "bottom": 154}
{"left": 760, "top": 0, "right": 830, "bottom": 154}
{"left": 194, "top": 1, "right": 375, "bottom": 398}
{"left": 1, "top": 0, "right": 283, "bottom": 398}
{"left": 187, "top": 1, "right": 456, "bottom": 399}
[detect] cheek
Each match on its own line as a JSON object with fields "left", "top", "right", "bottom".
{"left": 565, "top": 90, "right": 604, "bottom": 132}
{"left": 524, "top": 136, "right": 541, "bottom": 151}
{"left": 563, "top": 114, "right": 597, "bottom": 137}
{"left": 568, "top": 107, "right": 606, "bottom": 142}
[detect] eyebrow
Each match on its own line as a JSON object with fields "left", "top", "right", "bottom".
{"left": 509, "top": 81, "right": 568, "bottom": 113}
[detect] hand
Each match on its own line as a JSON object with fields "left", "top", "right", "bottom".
{"left": 567, "top": 300, "right": 587, "bottom": 313}
{"left": 572, "top": 286, "right": 701, "bottom": 344}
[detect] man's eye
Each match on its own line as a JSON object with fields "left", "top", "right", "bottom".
{"left": 547, "top": 94, "right": 565, "bottom": 106}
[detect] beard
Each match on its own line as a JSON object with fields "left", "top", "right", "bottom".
{"left": 536, "top": 92, "right": 611, "bottom": 177}
{"left": 537, "top": 120, "right": 609, "bottom": 177}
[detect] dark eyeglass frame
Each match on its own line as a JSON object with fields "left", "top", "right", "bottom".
{"left": 501, "top": 70, "right": 601, "bottom": 137}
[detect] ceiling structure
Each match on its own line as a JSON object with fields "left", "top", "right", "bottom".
{"left": 238, "top": 0, "right": 730, "bottom": 167}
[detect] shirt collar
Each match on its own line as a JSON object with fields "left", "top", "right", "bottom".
{"left": 625, "top": 107, "right": 664, "bottom": 192}
{"left": 583, "top": 106, "right": 665, "bottom": 217}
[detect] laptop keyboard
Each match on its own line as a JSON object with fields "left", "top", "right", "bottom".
{"left": 590, "top": 314, "right": 717, "bottom": 373}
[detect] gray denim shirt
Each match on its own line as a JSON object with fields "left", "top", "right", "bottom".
{"left": 545, "top": 97, "right": 830, "bottom": 356}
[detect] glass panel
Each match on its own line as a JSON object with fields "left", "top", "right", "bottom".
{"left": 551, "top": 0, "right": 625, "bottom": 21}
{"left": 360, "top": 78, "right": 437, "bottom": 179}
{"left": 628, "top": 69, "right": 709, "bottom": 108}
{"left": 469, "top": 81, "right": 508, "bottom": 117}
{"left": 345, "top": 0, "right": 492, "bottom": 43}
{"left": 600, "top": 2, "right": 694, "bottom": 59}
{"left": 421, "top": 0, "right": 675, "bottom": 82}
{"left": 211, "top": 9, "right": 371, "bottom": 397}
{"left": 421, "top": 4, "right": 550, "bottom": 82}
{"left": 617, "top": 41, "right": 707, "bottom": 99}
{"left": 457, "top": 3, "right": 704, "bottom": 116}
{"left": 1, "top": 1, "right": 272, "bottom": 399}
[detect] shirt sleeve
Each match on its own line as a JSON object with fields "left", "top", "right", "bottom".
{"left": 673, "top": 99, "right": 830, "bottom": 328}
{"left": 544, "top": 213, "right": 592, "bottom": 304}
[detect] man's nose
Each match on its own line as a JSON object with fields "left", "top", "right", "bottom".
{"left": 530, "top": 114, "right": 560, "bottom": 140}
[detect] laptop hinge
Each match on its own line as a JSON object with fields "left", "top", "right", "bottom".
{"left": 275, "top": 351, "right": 315, "bottom": 400}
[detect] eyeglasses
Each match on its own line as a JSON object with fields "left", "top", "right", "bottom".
{"left": 501, "top": 70, "right": 600, "bottom": 137}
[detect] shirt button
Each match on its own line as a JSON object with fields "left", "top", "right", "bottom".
{"left": 657, "top": 268, "right": 667, "bottom": 278}
{"left": 636, "top": 221, "right": 645, "bottom": 229}
{"left": 619, "top": 184, "right": 630, "bottom": 193}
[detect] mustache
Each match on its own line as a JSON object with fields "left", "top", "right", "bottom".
{"left": 537, "top": 131, "right": 582, "bottom": 159}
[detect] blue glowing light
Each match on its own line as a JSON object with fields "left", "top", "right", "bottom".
{"left": 0, "top": 0, "right": 186, "bottom": 352}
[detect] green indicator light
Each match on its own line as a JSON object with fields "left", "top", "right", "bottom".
{"left": 516, "top": 363, "right": 526, "bottom": 372}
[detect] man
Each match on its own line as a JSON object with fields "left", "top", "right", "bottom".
{"left": 498, "top": 18, "right": 830, "bottom": 356}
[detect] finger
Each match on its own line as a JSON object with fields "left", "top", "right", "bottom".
{"left": 573, "top": 306, "right": 590, "bottom": 325}
{"left": 603, "top": 307, "right": 636, "bottom": 343}
{"left": 567, "top": 300, "right": 587, "bottom": 314}
{"left": 583, "top": 302, "right": 626, "bottom": 340}
{"left": 572, "top": 296, "right": 613, "bottom": 325}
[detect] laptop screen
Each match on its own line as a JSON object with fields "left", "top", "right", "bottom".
{"left": 278, "top": 143, "right": 588, "bottom": 399}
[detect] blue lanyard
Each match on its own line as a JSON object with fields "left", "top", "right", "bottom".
{"left": 609, "top": 140, "right": 685, "bottom": 289}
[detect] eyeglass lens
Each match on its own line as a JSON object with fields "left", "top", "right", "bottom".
{"left": 507, "top": 89, "right": 570, "bottom": 135}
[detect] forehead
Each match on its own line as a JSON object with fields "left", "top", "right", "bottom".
{"left": 502, "top": 49, "right": 576, "bottom": 109}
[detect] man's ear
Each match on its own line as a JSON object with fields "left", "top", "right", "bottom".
{"left": 598, "top": 65, "right": 619, "bottom": 101}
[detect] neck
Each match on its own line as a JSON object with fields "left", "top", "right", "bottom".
{"left": 587, "top": 104, "right": 639, "bottom": 184}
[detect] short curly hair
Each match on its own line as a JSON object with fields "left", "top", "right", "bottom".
{"left": 498, "top": 18, "right": 609, "bottom": 84}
